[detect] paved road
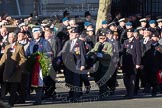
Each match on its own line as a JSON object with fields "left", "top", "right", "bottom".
{"left": 6, "top": 79, "right": 161, "bottom": 108}
{"left": 14, "top": 97, "right": 162, "bottom": 108}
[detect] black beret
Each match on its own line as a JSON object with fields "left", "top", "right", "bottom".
{"left": 71, "top": 28, "right": 79, "bottom": 33}
{"left": 99, "top": 31, "right": 107, "bottom": 36}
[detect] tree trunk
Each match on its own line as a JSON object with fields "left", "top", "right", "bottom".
{"left": 96, "top": 0, "right": 112, "bottom": 33}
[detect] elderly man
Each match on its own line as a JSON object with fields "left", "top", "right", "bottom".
{"left": 121, "top": 29, "right": 141, "bottom": 98}
{"left": 88, "top": 31, "right": 113, "bottom": 98}
{"left": 16, "top": 31, "right": 30, "bottom": 103}
{"left": 26, "top": 27, "right": 52, "bottom": 105}
{"left": 0, "top": 27, "right": 9, "bottom": 101}
{"left": 18, "top": 23, "right": 32, "bottom": 39}
{"left": 43, "top": 29, "right": 57, "bottom": 99}
{"left": 58, "top": 28, "right": 86, "bottom": 101}
{"left": 0, "top": 27, "right": 8, "bottom": 53}
{"left": 0, "top": 32, "right": 26, "bottom": 107}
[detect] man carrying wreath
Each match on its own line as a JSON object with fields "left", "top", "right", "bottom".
{"left": 26, "top": 26, "right": 52, "bottom": 105}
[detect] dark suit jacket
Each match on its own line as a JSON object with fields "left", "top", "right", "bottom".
{"left": 59, "top": 38, "right": 86, "bottom": 70}
{"left": 143, "top": 45, "right": 162, "bottom": 74}
{"left": 156, "top": 26, "right": 162, "bottom": 35}
{"left": 49, "top": 36, "right": 61, "bottom": 59}
{"left": 140, "top": 38, "right": 152, "bottom": 56}
{"left": 122, "top": 37, "right": 142, "bottom": 73}
{"left": 71, "top": 39, "right": 86, "bottom": 69}
{"left": 142, "top": 45, "right": 162, "bottom": 84}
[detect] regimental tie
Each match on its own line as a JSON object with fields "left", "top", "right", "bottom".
{"left": 97, "top": 43, "right": 104, "bottom": 53}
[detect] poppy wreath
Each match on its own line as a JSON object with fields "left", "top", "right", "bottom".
{"left": 26, "top": 51, "right": 50, "bottom": 77}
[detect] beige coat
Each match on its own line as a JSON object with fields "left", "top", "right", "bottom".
{"left": 0, "top": 43, "right": 26, "bottom": 82}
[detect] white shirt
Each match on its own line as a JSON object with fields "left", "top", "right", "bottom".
{"left": 35, "top": 38, "right": 41, "bottom": 43}
{"left": 143, "top": 37, "right": 150, "bottom": 44}
{"left": 2, "top": 35, "right": 7, "bottom": 43}
{"left": 70, "top": 38, "right": 77, "bottom": 51}
{"left": 18, "top": 40, "right": 28, "bottom": 45}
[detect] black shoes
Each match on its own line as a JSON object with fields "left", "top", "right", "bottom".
{"left": 33, "top": 101, "right": 42, "bottom": 105}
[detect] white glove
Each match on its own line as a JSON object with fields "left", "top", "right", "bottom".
{"left": 97, "top": 53, "right": 103, "bottom": 58}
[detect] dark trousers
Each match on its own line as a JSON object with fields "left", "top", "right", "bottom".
{"left": 106, "top": 69, "right": 117, "bottom": 91}
{"left": 70, "top": 72, "right": 82, "bottom": 99}
{"left": 144, "top": 72, "right": 158, "bottom": 95}
{"left": 134, "top": 69, "right": 141, "bottom": 94}
{"left": 64, "top": 67, "right": 73, "bottom": 87}
{"left": 2, "top": 82, "right": 18, "bottom": 106}
{"left": 18, "top": 73, "right": 30, "bottom": 101}
{"left": 0, "top": 83, "right": 7, "bottom": 100}
{"left": 80, "top": 74, "right": 90, "bottom": 89}
{"left": 35, "top": 87, "right": 43, "bottom": 103}
{"left": 93, "top": 64, "right": 109, "bottom": 96}
{"left": 43, "top": 76, "right": 56, "bottom": 97}
{"left": 123, "top": 74, "right": 136, "bottom": 97}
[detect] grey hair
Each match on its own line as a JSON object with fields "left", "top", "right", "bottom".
{"left": 9, "top": 32, "right": 17, "bottom": 38}
{"left": 8, "top": 32, "right": 18, "bottom": 41}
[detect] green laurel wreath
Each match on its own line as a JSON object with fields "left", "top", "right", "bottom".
{"left": 26, "top": 52, "right": 50, "bottom": 77}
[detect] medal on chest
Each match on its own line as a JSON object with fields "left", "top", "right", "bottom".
{"left": 130, "top": 45, "right": 133, "bottom": 49}
{"left": 74, "top": 47, "right": 80, "bottom": 55}
{"left": 74, "top": 42, "right": 80, "bottom": 55}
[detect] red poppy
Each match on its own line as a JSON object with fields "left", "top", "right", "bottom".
{"left": 75, "top": 43, "right": 79, "bottom": 47}
{"left": 13, "top": 45, "right": 16, "bottom": 49}
{"left": 103, "top": 48, "right": 107, "bottom": 50}
{"left": 36, "top": 55, "right": 41, "bottom": 60}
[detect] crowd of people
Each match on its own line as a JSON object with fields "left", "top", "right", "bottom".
{"left": 0, "top": 11, "right": 162, "bottom": 107}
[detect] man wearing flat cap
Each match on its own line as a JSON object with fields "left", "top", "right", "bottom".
{"left": 88, "top": 31, "right": 113, "bottom": 98}
{"left": 18, "top": 22, "right": 32, "bottom": 39}
{"left": 121, "top": 28, "right": 141, "bottom": 98}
